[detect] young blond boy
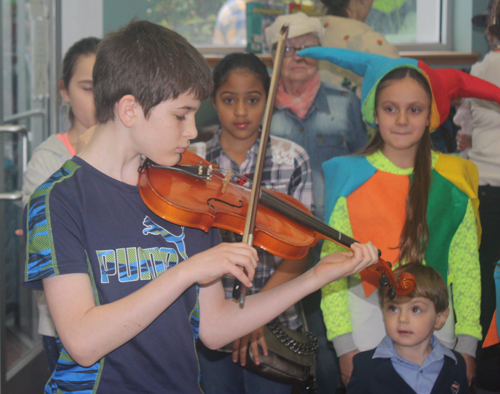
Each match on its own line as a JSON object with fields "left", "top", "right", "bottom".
{"left": 347, "top": 264, "right": 469, "bottom": 394}
{"left": 22, "top": 20, "right": 377, "bottom": 393}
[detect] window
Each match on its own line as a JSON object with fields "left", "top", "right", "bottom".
{"left": 101, "top": 0, "right": 453, "bottom": 52}
{"left": 366, "top": 0, "right": 452, "bottom": 50}
{"left": 145, "top": 0, "right": 226, "bottom": 46}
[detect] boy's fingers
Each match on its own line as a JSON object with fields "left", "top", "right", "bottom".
{"left": 366, "top": 241, "right": 379, "bottom": 261}
{"left": 351, "top": 242, "right": 378, "bottom": 263}
{"left": 231, "top": 243, "right": 258, "bottom": 267}
{"left": 226, "top": 264, "right": 253, "bottom": 288}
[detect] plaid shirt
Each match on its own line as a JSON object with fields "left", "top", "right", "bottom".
{"left": 194, "top": 130, "right": 313, "bottom": 329}
{"left": 213, "top": 0, "right": 247, "bottom": 45}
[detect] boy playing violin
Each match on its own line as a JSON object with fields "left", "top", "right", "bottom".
{"left": 22, "top": 20, "right": 378, "bottom": 393}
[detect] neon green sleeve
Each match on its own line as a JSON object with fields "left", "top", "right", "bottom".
{"left": 448, "top": 199, "right": 482, "bottom": 349}
{"left": 320, "top": 197, "right": 355, "bottom": 344}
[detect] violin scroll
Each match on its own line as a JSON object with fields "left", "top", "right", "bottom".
{"left": 394, "top": 271, "right": 417, "bottom": 296}
{"left": 371, "top": 258, "right": 416, "bottom": 299}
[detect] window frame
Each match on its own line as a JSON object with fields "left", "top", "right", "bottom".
{"left": 390, "top": 0, "right": 453, "bottom": 52}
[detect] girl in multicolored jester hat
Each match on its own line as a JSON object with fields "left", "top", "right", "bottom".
{"left": 299, "top": 47, "right": 500, "bottom": 388}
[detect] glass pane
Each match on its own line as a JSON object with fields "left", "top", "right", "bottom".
{"left": 103, "top": 0, "right": 448, "bottom": 50}
{"left": 366, "top": 0, "right": 443, "bottom": 45}
{"left": 146, "top": 0, "right": 226, "bottom": 45}
{"left": 104, "top": 0, "right": 319, "bottom": 48}
{"left": 1, "top": 131, "right": 36, "bottom": 371}
{"left": 1, "top": 0, "right": 51, "bottom": 378}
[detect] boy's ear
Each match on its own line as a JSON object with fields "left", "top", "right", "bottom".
{"left": 434, "top": 307, "right": 449, "bottom": 330}
{"left": 117, "top": 95, "right": 142, "bottom": 128}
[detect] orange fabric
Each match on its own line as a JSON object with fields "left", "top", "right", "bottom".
{"left": 57, "top": 133, "right": 76, "bottom": 156}
{"left": 483, "top": 311, "right": 499, "bottom": 348}
{"left": 347, "top": 170, "right": 409, "bottom": 297}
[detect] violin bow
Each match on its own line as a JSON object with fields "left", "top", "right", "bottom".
{"left": 233, "top": 25, "right": 289, "bottom": 306}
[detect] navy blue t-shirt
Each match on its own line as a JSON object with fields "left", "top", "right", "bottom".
{"left": 23, "top": 156, "right": 221, "bottom": 393}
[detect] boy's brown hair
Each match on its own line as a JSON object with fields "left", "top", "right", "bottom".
{"left": 378, "top": 263, "right": 449, "bottom": 313}
{"left": 93, "top": 20, "right": 213, "bottom": 124}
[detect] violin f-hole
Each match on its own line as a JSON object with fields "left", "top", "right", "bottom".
{"left": 207, "top": 197, "right": 245, "bottom": 211}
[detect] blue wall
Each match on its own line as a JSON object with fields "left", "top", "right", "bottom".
{"left": 471, "top": 0, "right": 491, "bottom": 58}
{"left": 103, "top": 0, "right": 149, "bottom": 32}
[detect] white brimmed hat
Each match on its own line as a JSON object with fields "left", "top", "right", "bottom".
{"left": 265, "top": 12, "right": 324, "bottom": 47}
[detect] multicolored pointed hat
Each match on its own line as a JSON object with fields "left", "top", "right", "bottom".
{"left": 299, "top": 47, "right": 500, "bottom": 131}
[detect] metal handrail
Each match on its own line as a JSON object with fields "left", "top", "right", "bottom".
{"left": 0, "top": 193, "right": 22, "bottom": 201}
{"left": 3, "top": 109, "right": 45, "bottom": 124}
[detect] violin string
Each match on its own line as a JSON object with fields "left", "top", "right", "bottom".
{"left": 209, "top": 166, "right": 356, "bottom": 248}
{"left": 260, "top": 189, "right": 357, "bottom": 248}
{"left": 214, "top": 167, "right": 252, "bottom": 185}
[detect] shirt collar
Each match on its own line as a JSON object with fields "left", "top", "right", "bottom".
{"left": 366, "top": 150, "right": 440, "bottom": 175}
{"left": 373, "top": 335, "right": 457, "bottom": 365}
{"left": 212, "top": 127, "right": 268, "bottom": 173}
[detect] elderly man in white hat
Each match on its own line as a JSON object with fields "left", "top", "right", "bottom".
{"left": 265, "top": 11, "right": 368, "bottom": 394}
{"left": 266, "top": 11, "right": 367, "bottom": 223}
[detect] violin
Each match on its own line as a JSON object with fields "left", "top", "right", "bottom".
{"left": 138, "top": 150, "right": 416, "bottom": 299}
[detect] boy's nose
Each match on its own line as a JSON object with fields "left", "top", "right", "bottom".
{"left": 185, "top": 118, "right": 198, "bottom": 140}
{"left": 398, "top": 311, "right": 409, "bottom": 323}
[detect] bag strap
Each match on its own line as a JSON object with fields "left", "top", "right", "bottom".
{"left": 297, "top": 301, "right": 310, "bottom": 332}
{"left": 296, "top": 301, "right": 318, "bottom": 393}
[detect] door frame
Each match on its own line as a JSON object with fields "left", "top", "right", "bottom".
{"left": 0, "top": 1, "right": 61, "bottom": 392}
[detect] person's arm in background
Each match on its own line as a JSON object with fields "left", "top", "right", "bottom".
{"left": 448, "top": 199, "right": 482, "bottom": 385}
{"left": 16, "top": 139, "right": 71, "bottom": 236}
{"left": 22, "top": 146, "right": 69, "bottom": 206}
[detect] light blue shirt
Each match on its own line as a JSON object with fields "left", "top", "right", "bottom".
{"left": 270, "top": 82, "right": 367, "bottom": 222}
{"left": 374, "top": 335, "right": 458, "bottom": 394}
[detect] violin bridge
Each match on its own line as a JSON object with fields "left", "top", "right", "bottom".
{"left": 221, "top": 169, "right": 231, "bottom": 193}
